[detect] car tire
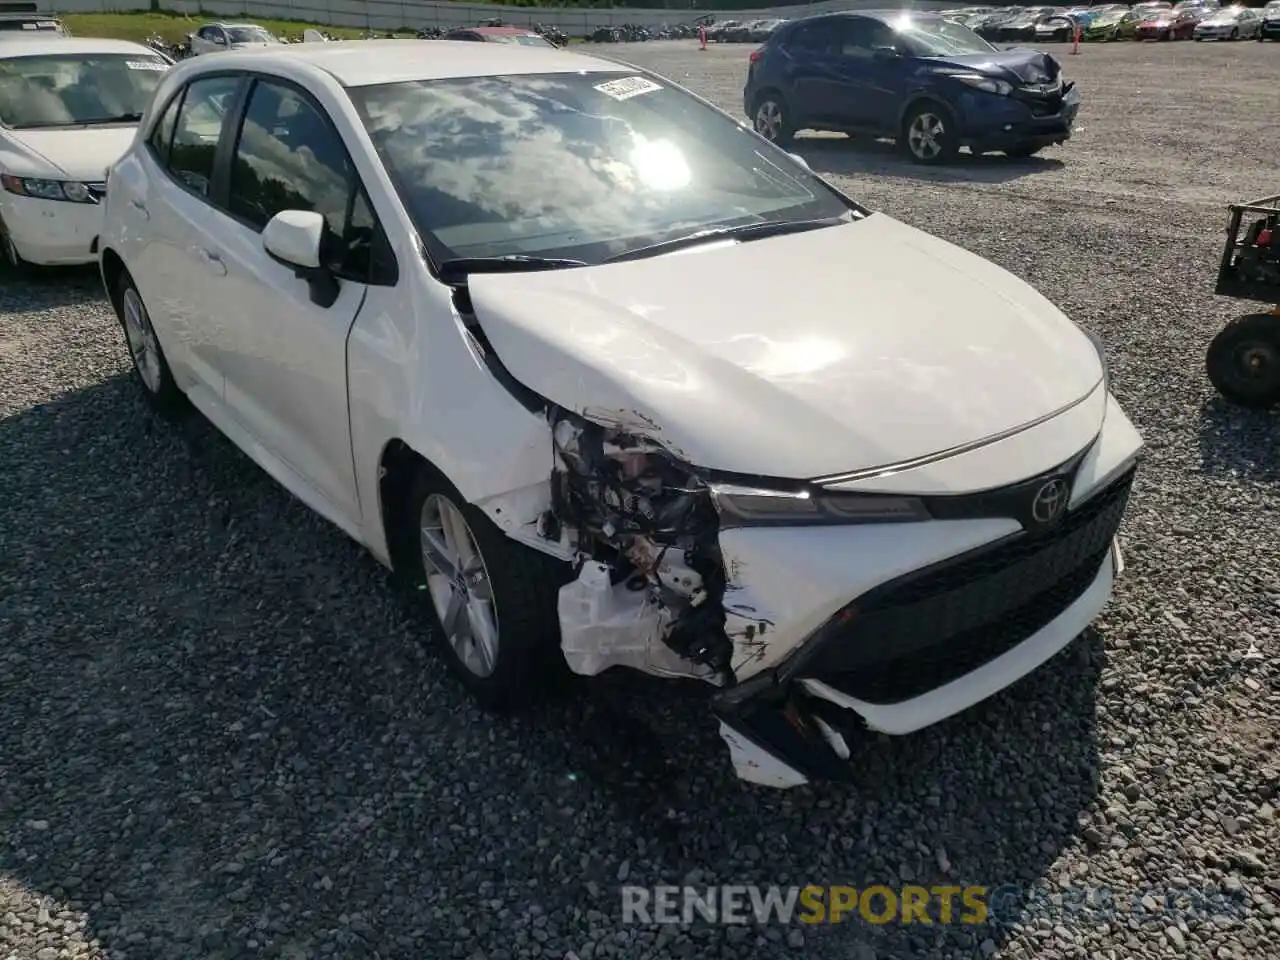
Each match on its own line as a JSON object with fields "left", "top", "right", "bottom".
{"left": 112, "top": 270, "right": 189, "bottom": 418}
{"left": 1206, "top": 313, "right": 1280, "bottom": 409}
{"left": 405, "top": 464, "right": 572, "bottom": 712}
{"left": 1230, "top": 28, "right": 1239, "bottom": 39}
{"left": 752, "top": 90, "right": 794, "bottom": 146}
{"left": 1005, "top": 143, "right": 1044, "bottom": 159}
{"left": 901, "top": 102, "right": 958, "bottom": 164}
{"left": 0, "top": 226, "right": 26, "bottom": 274}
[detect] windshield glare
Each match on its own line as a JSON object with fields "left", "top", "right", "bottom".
{"left": 228, "top": 26, "right": 275, "bottom": 43}
{"left": 897, "top": 17, "right": 995, "bottom": 55}
{"left": 0, "top": 53, "right": 167, "bottom": 128}
{"left": 508, "top": 34, "right": 554, "bottom": 46}
{"left": 350, "top": 72, "right": 850, "bottom": 265}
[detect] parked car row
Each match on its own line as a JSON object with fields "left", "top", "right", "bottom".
{"left": 944, "top": 0, "right": 1280, "bottom": 41}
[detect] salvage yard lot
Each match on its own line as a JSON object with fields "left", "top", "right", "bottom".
{"left": 1, "top": 37, "right": 1278, "bottom": 960}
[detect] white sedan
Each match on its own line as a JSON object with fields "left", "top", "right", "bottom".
{"left": 99, "top": 41, "right": 1143, "bottom": 788}
{"left": 0, "top": 37, "right": 170, "bottom": 268}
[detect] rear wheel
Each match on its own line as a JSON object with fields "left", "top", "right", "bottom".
{"left": 113, "top": 271, "right": 188, "bottom": 418}
{"left": 901, "top": 103, "right": 957, "bottom": 164}
{"left": 752, "top": 91, "right": 794, "bottom": 146}
{"left": 406, "top": 466, "right": 571, "bottom": 711}
{"left": 1206, "top": 313, "right": 1280, "bottom": 409}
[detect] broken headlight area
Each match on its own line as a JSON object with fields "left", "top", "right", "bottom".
{"left": 543, "top": 408, "right": 737, "bottom": 685}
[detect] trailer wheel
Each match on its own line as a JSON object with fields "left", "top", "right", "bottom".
{"left": 1206, "top": 313, "right": 1280, "bottom": 409}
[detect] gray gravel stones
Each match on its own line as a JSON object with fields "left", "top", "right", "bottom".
{"left": 1, "top": 39, "right": 1278, "bottom": 960}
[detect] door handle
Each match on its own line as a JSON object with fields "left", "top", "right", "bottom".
{"left": 197, "top": 247, "right": 227, "bottom": 276}
{"left": 128, "top": 198, "right": 149, "bottom": 220}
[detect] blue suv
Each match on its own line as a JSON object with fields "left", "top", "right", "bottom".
{"left": 743, "top": 11, "right": 1080, "bottom": 163}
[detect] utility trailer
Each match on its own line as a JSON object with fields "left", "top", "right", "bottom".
{"left": 1209, "top": 194, "right": 1280, "bottom": 408}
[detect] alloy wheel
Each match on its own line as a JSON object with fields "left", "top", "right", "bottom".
{"left": 121, "top": 287, "right": 163, "bottom": 393}
{"left": 1232, "top": 339, "right": 1276, "bottom": 387}
{"left": 419, "top": 493, "right": 500, "bottom": 678}
{"left": 907, "top": 111, "right": 946, "bottom": 161}
{"left": 754, "top": 99, "right": 784, "bottom": 142}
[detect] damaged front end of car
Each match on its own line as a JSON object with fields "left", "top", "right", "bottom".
{"left": 541, "top": 406, "right": 867, "bottom": 788}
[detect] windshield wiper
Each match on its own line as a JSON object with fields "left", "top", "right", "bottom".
{"left": 436, "top": 254, "right": 588, "bottom": 285}
{"left": 602, "top": 214, "right": 852, "bottom": 265}
{"left": 78, "top": 112, "right": 145, "bottom": 125}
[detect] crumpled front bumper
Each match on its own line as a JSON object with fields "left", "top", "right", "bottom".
{"left": 711, "top": 393, "right": 1142, "bottom": 788}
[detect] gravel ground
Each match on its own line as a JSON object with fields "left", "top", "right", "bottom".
{"left": 2, "top": 38, "right": 1278, "bottom": 960}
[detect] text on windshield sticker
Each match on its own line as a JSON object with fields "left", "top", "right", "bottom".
{"left": 594, "top": 76, "right": 662, "bottom": 101}
{"left": 126, "top": 60, "right": 169, "bottom": 71}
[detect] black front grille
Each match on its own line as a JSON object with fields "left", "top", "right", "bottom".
{"left": 803, "top": 469, "right": 1135, "bottom": 705}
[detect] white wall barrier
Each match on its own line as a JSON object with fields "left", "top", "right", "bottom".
{"left": 45, "top": 0, "right": 956, "bottom": 34}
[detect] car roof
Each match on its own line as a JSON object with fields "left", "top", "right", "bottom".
{"left": 0, "top": 36, "right": 155, "bottom": 55}
{"left": 183, "top": 38, "right": 631, "bottom": 86}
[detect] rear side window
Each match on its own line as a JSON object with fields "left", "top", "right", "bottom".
{"left": 167, "top": 75, "right": 239, "bottom": 198}
{"left": 784, "top": 21, "right": 833, "bottom": 53}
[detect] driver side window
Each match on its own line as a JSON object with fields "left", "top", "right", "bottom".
{"left": 228, "top": 78, "right": 390, "bottom": 282}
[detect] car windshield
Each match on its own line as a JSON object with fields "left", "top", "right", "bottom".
{"left": 0, "top": 53, "right": 167, "bottom": 128}
{"left": 1092, "top": 11, "right": 1127, "bottom": 24}
{"left": 1268, "top": 1, "right": 1280, "bottom": 10}
{"left": 895, "top": 17, "right": 996, "bottom": 55}
{"left": 350, "top": 71, "right": 852, "bottom": 265}
{"left": 228, "top": 26, "right": 275, "bottom": 43}
{"left": 507, "top": 34, "right": 554, "bottom": 46}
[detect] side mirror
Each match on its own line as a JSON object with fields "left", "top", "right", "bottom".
{"left": 872, "top": 45, "right": 899, "bottom": 60}
{"left": 263, "top": 209, "right": 340, "bottom": 308}
{"left": 787, "top": 151, "right": 812, "bottom": 173}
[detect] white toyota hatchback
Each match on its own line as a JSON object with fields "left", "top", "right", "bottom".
{"left": 0, "top": 37, "right": 170, "bottom": 268}
{"left": 99, "top": 41, "right": 1143, "bottom": 788}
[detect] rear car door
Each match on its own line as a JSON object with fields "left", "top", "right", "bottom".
{"left": 125, "top": 73, "right": 243, "bottom": 400}
{"left": 825, "top": 17, "right": 906, "bottom": 133}
{"left": 780, "top": 19, "right": 846, "bottom": 127}
{"left": 205, "top": 76, "right": 388, "bottom": 521}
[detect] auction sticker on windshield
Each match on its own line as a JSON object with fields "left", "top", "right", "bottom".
{"left": 594, "top": 76, "right": 662, "bottom": 101}
{"left": 126, "top": 60, "right": 169, "bottom": 71}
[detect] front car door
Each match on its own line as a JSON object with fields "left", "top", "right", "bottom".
{"left": 205, "top": 75, "right": 392, "bottom": 523}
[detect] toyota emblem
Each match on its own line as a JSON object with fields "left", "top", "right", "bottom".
{"left": 1031, "top": 478, "right": 1070, "bottom": 525}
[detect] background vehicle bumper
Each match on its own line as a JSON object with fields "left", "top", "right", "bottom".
{"left": 0, "top": 194, "right": 102, "bottom": 266}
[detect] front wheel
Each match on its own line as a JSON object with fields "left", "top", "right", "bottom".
{"left": 1230, "top": 27, "right": 1239, "bottom": 39}
{"left": 901, "top": 103, "right": 958, "bottom": 164}
{"left": 0, "top": 227, "right": 25, "bottom": 274}
{"left": 1206, "top": 313, "right": 1280, "bottom": 409}
{"left": 407, "top": 467, "right": 571, "bottom": 711}
{"left": 752, "top": 92, "right": 794, "bottom": 146}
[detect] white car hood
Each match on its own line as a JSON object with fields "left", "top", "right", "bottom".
{"left": 470, "top": 213, "right": 1103, "bottom": 479}
{"left": 1, "top": 126, "right": 136, "bottom": 181}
